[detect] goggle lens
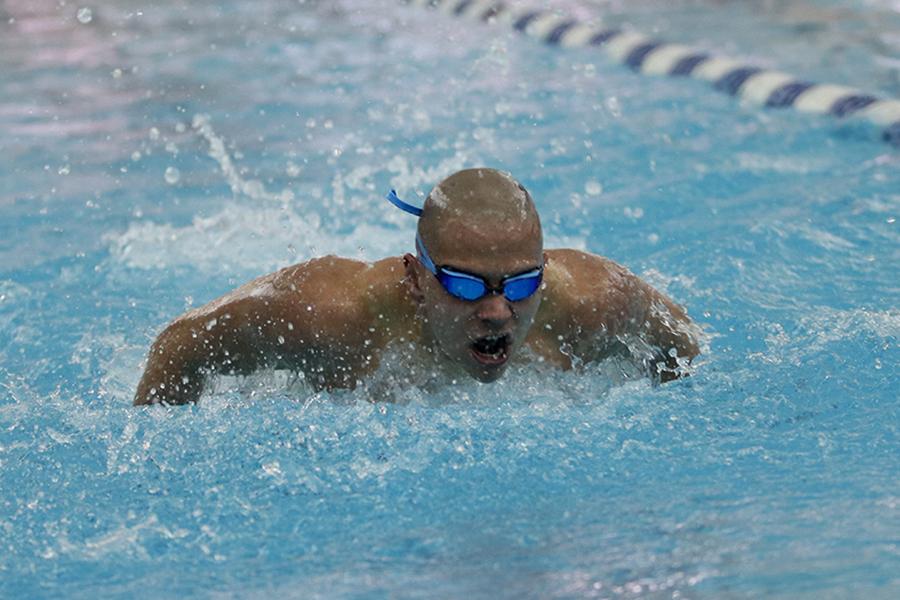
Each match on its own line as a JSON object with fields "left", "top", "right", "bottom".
{"left": 503, "top": 274, "right": 542, "bottom": 301}
{"left": 438, "top": 269, "right": 541, "bottom": 302}
{"left": 439, "top": 272, "right": 488, "bottom": 301}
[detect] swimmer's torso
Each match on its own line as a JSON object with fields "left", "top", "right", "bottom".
{"left": 206, "top": 251, "right": 639, "bottom": 372}
{"left": 134, "top": 249, "right": 696, "bottom": 404}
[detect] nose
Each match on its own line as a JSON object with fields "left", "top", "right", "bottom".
{"left": 476, "top": 293, "right": 513, "bottom": 328}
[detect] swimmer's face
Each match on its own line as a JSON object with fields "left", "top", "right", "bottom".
{"left": 404, "top": 221, "right": 544, "bottom": 383}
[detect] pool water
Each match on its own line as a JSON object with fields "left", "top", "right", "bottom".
{"left": 1, "top": 0, "right": 898, "bottom": 597}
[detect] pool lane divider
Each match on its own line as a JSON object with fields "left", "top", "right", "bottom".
{"left": 404, "top": 0, "right": 900, "bottom": 147}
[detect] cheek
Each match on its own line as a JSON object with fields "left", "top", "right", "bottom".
{"left": 424, "top": 293, "right": 474, "bottom": 343}
{"left": 515, "top": 297, "right": 541, "bottom": 328}
{"left": 423, "top": 288, "right": 464, "bottom": 325}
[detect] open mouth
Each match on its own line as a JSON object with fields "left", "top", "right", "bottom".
{"left": 470, "top": 334, "right": 511, "bottom": 366}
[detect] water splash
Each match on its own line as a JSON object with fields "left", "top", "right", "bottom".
{"left": 192, "top": 114, "right": 294, "bottom": 204}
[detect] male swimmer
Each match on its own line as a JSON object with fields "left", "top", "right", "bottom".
{"left": 134, "top": 168, "right": 700, "bottom": 405}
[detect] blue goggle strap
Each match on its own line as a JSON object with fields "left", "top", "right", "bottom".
{"left": 415, "top": 232, "right": 437, "bottom": 274}
{"left": 386, "top": 189, "right": 423, "bottom": 217}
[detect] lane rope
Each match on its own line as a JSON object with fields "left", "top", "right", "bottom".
{"left": 404, "top": 0, "right": 900, "bottom": 147}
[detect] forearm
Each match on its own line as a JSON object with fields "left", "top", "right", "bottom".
{"left": 133, "top": 295, "right": 294, "bottom": 404}
{"left": 638, "top": 284, "right": 701, "bottom": 381}
{"left": 133, "top": 319, "right": 209, "bottom": 405}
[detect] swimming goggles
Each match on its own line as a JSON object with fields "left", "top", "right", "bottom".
{"left": 386, "top": 190, "right": 543, "bottom": 302}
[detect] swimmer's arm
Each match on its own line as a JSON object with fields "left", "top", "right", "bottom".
{"left": 620, "top": 272, "right": 701, "bottom": 381}
{"left": 133, "top": 279, "right": 282, "bottom": 405}
{"left": 133, "top": 257, "right": 407, "bottom": 405}
{"left": 554, "top": 250, "right": 700, "bottom": 381}
{"left": 132, "top": 315, "right": 212, "bottom": 406}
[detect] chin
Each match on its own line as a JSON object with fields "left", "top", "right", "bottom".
{"left": 466, "top": 362, "right": 509, "bottom": 383}
{"left": 474, "top": 369, "right": 506, "bottom": 383}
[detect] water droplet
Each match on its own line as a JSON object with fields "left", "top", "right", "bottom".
{"left": 585, "top": 180, "right": 603, "bottom": 196}
{"left": 131, "top": 151, "right": 141, "bottom": 161}
{"left": 286, "top": 162, "right": 301, "bottom": 177}
{"left": 149, "top": 127, "right": 160, "bottom": 141}
{"left": 164, "top": 166, "right": 180, "bottom": 184}
{"left": 605, "top": 96, "right": 621, "bottom": 118}
{"left": 76, "top": 7, "right": 93, "bottom": 24}
{"left": 57, "top": 165, "right": 70, "bottom": 176}
{"left": 175, "top": 122, "right": 186, "bottom": 133}
{"left": 277, "top": 335, "right": 285, "bottom": 345}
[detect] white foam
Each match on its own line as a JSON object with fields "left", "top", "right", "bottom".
{"left": 106, "top": 204, "right": 408, "bottom": 273}
{"left": 735, "top": 152, "right": 831, "bottom": 174}
{"left": 759, "top": 308, "right": 900, "bottom": 363}
{"left": 386, "top": 153, "right": 474, "bottom": 200}
{"left": 0, "top": 280, "right": 30, "bottom": 305}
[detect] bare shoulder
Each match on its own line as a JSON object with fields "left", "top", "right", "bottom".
{"left": 540, "top": 249, "right": 634, "bottom": 331}
{"left": 271, "top": 255, "right": 372, "bottom": 296}
{"left": 539, "top": 248, "right": 700, "bottom": 376}
{"left": 173, "top": 255, "right": 407, "bottom": 332}
{"left": 544, "top": 249, "right": 630, "bottom": 288}
{"left": 135, "top": 255, "right": 411, "bottom": 403}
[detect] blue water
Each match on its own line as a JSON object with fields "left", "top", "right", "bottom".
{"left": 1, "top": 1, "right": 898, "bottom": 598}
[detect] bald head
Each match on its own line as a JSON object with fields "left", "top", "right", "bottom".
{"left": 417, "top": 168, "right": 542, "bottom": 264}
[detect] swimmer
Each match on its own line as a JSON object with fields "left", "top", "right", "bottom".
{"left": 134, "top": 168, "right": 700, "bottom": 405}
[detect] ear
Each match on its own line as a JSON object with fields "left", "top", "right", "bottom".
{"left": 403, "top": 253, "right": 425, "bottom": 303}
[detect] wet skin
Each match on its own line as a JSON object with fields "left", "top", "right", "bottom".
{"left": 133, "top": 248, "right": 699, "bottom": 405}
{"left": 133, "top": 168, "right": 700, "bottom": 405}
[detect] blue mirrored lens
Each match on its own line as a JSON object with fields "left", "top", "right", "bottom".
{"left": 440, "top": 273, "right": 487, "bottom": 301}
{"left": 503, "top": 274, "right": 542, "bottom": 301}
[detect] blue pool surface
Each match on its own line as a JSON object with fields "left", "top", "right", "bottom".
{"left": 1, "top": 1, "right": 898, "bottom": 597}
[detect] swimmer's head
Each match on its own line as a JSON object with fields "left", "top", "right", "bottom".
{"left": 403, "top": 168, "right": 545, "bottom": 382}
